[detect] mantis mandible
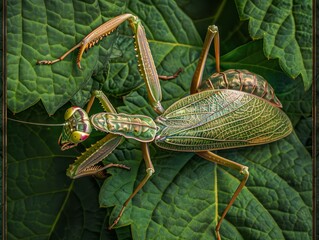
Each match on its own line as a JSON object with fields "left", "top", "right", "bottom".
{"left": 37, "top": 13, "right": 293, "bottom": 240}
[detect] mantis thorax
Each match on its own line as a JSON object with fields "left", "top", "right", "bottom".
{"left": 91, "top": 112, "right": 157, "bottom": 142}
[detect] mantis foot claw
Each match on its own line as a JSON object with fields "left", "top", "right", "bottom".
{"left": 108, "top": 217, "right": 120, "bottom": 230}
{"left": 108, "top": 205, "right": 127, "bottom": 230}
{"left": 36, "top": 59, "right": 61, "bottom": 65}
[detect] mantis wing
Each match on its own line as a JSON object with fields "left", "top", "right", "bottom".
{"left": 155, "top": 89, "right": 292, "bottom": 151}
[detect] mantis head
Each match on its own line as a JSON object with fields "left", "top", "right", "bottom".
{"left": 58, "top": 106, "right": 92, "bottom": 150}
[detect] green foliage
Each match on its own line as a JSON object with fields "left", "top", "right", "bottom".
{"left": 235, "top": 0, "right": 312, "bottom": 90}
{"left": 7, "top": 0, "right": 312, "bottom": 240}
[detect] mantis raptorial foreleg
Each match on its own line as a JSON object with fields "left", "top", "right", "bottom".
{"left": 37, "top": 14, "right": 182, "bottom": 114}
{"left": 37, "top": 14, "right": 134, "bottom": 69}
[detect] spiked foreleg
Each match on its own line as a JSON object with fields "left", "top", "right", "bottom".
{"left": 128, "top": 18, "right": 166, "bottom": 114}
{"left": 37, "top": 13, "right": 174, "bottom": 114}
{"left": 37, "top": 14, "right": 135, "bottom": 68}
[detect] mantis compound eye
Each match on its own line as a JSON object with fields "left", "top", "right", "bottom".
{"left": 70, "top": 131, "right": 90, "bottom": 143}
{"left": 64, "top": 106, "right": 83, "bottom": 120}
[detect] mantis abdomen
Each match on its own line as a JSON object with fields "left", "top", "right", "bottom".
{"left": 206, "top": 69, "right": 282, "bottom": 108}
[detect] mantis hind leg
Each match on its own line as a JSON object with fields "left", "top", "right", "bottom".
{"left": 196, "top": 151, "right": 249, "bottom": 240}
{"left": 191, "top": 25, "right": 220, "bottom": 94}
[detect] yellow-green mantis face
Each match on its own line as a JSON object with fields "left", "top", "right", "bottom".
{"left": 58, "top": 106, "right": 92, "bottom": 151}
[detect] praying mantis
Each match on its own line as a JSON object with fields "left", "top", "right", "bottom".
{"left": 36, "top": 13, "right": 293, "bottom": 240}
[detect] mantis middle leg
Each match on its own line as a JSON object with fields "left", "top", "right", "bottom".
{"left": 108, "top": 142, "right": 155, "bottom": 229}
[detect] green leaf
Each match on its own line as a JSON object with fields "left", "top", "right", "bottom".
{"left": 176, "top": 0, "right": 251, "bottom": 54}
{"left": 235, "top": 0, "right": 312, "bottom": 90}
{"left": 7, "top": 1, "right": 312, "bottom": 240}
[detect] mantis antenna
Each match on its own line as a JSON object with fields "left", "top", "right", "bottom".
{"left": 7, "top": 117, "right": 66, "bottom": 127}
